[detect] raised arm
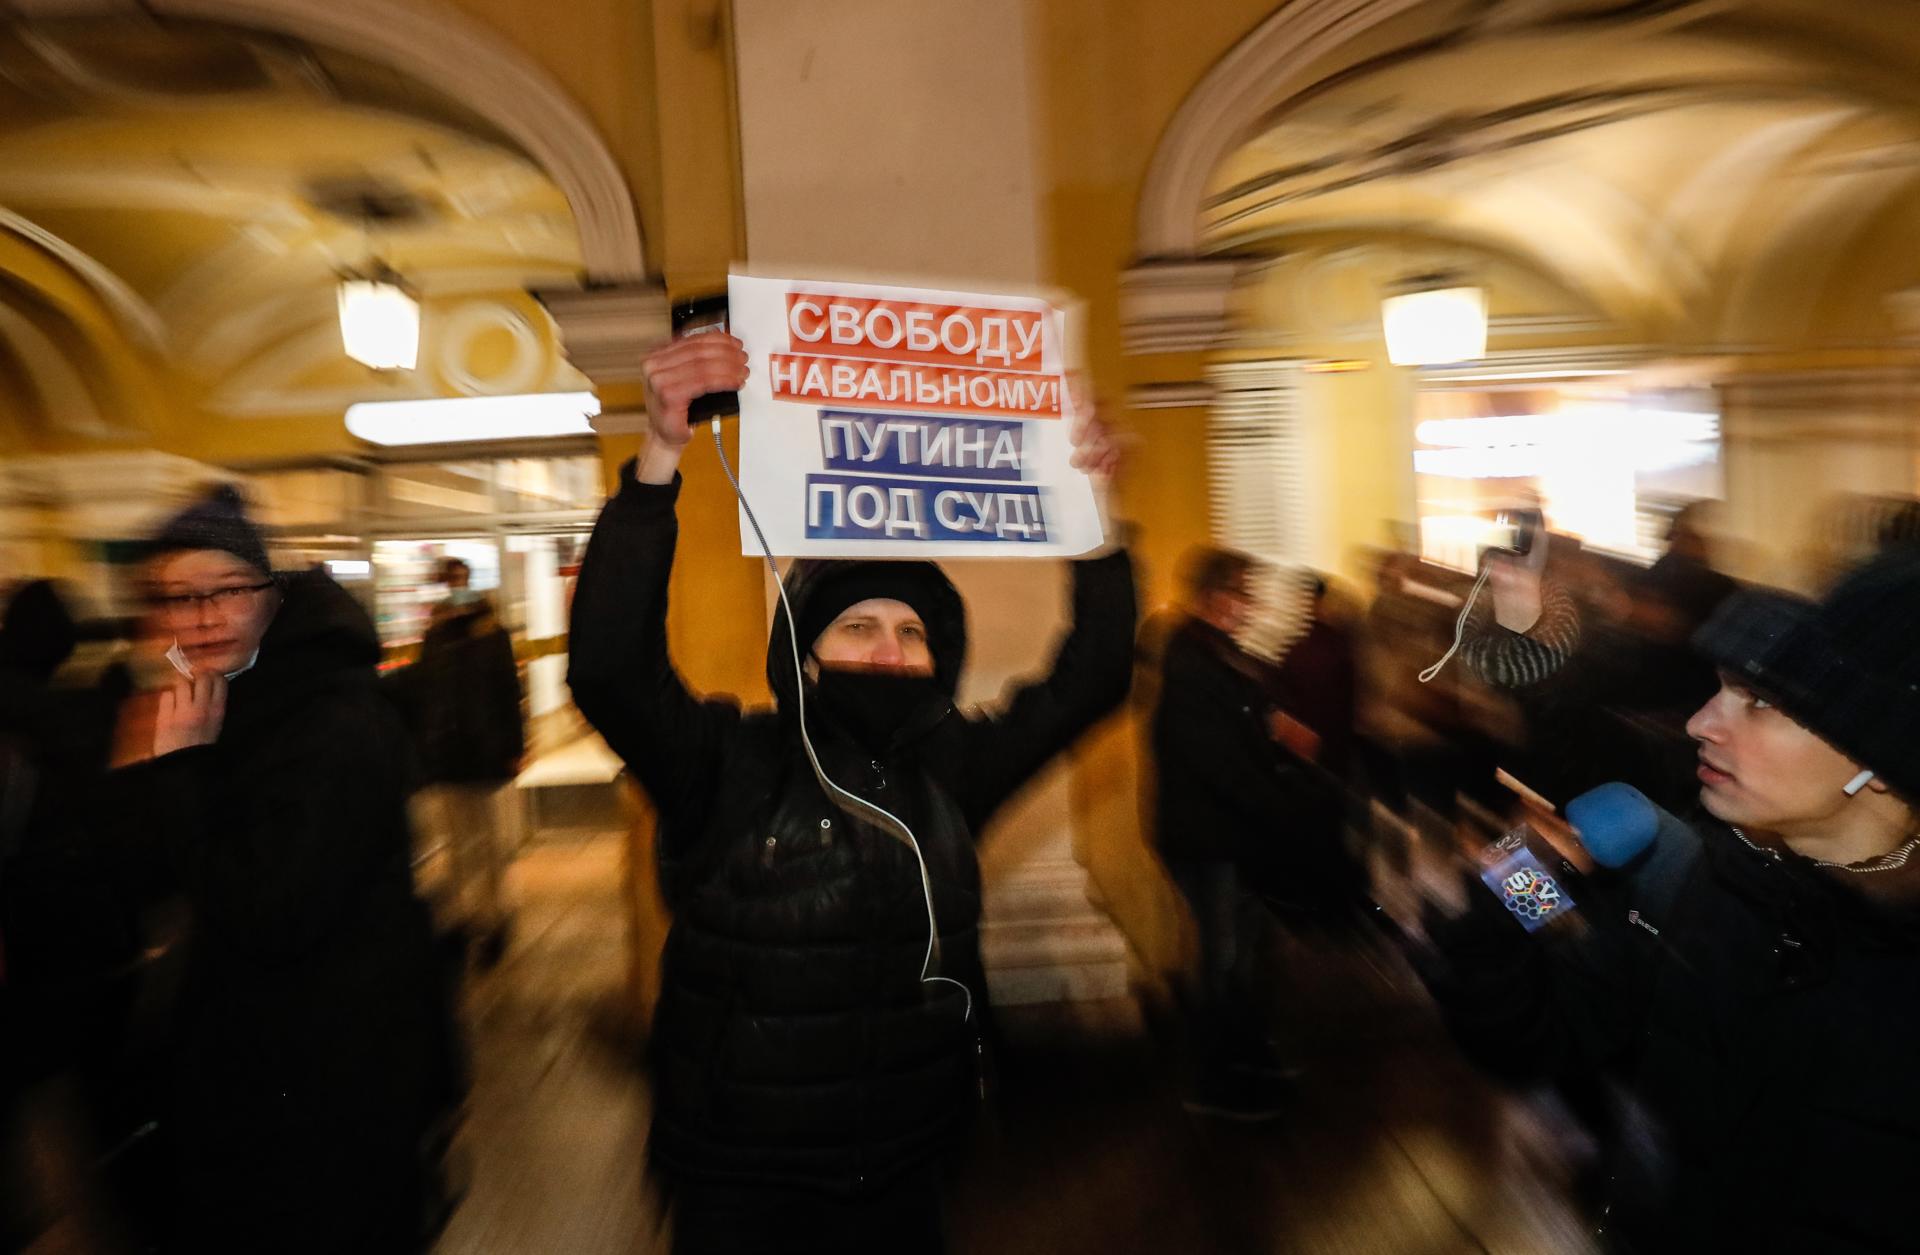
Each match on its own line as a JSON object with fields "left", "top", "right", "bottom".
{"left": 1460, "top": 549, "right": 1699, "bottom": 810}
{"left": 951, "top": 414, "right": 1137, "bottom": 828}
{"left": 566, "top": 334, "right": 750, "bottom": 836}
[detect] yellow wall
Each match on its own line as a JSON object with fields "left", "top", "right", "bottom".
{"left": 1029, "top": 0, "right": 1308, "bottom": 985}
{"left": 436, "top": 0, "right": 667, "bottom": 276}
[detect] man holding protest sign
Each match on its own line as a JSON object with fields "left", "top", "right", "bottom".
{"left": 567, "top": 328, "right": 1134, "bottom": 1253}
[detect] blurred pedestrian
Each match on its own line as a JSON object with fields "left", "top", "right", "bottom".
{"left": 408, "top": 556, "right": 524, "bottom": 966}
{"left": 567, "top": 332, "right": 1135, "bottom": 1255}
{"left": 1874, "top": 495, "right": 1919, "bottom": 556}
{"left": 1150, "top": 548, "right": 1344, "bottom": 1119}
{"left": 104, "top": 485, "right": 454, "bottom": 1253}
{"left": 1272, "top": 574, "right": 1358, "bottom": 778}
{"left": 1626, "top": 502, "right": 1739, "bottom": 717}
{"left": 1, "top": 580, "right": 151, "bottom": 1250}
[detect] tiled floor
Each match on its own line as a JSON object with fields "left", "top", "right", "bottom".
{"left": 431, "top": 836, "right": 662, "bottom": 1255}
{"left": 435, "top": 836, "right": 1595, "bottom": 1254}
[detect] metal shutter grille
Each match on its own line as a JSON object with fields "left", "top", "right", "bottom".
{"left": 1205, "top": 360, "right": 1310, "bottom": 658}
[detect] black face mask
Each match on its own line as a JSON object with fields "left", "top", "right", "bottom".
{"left": 810, "top": 664, "right": 941, "bottom": 751}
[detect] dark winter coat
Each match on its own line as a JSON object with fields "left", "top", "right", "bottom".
{"left": 1273, "top": 615, "right": 1358, "bottom": 777}
{"left": 567, "top": 465, "right": 1136, "bottom": 1194}
{"left": 1427, "top": 810, "right": 1920, "bottom": 1254}
{"left": 1149, "top": 619, "right": 1348, "bottom": 903}
{"left": 103, "top": 570, "right": 449, "bottom": 1252}
{"left": 0, "top": 657, "right": 140, "bottom": 1089}
{"left": 404, "top": 597, "right": 524, "bottom": 784}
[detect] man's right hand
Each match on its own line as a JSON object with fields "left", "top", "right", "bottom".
{"left": 640, "top": 333, "right": 750, "bottom": 448}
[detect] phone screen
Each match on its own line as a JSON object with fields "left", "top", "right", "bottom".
{"left": 670, "top": 294, "right": 737, "bottom": 423}
{"left": 1489, "top": 508, "right": 1541, "bottom": 558}
{"left": 671, "top": 294, "right": 729, "bottom": 338}
{"left": 1479, "top": 833, "right": 1576, "bottom": 932}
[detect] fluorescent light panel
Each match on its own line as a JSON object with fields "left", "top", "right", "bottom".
{"left": 1416, "top": 410, "right": 1719, "bottom": 448}
{"left": 345, "top": 392, "right": 602, "bottom": 446}
{"left": 1382, "top": 286, "right": 1488, "bottom": 366}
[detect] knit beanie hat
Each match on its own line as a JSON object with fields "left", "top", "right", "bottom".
{"left": 148, "top": 483, "right": 272, "bottom": 577}
{"left": 768, "top": 559, "right": 968, "bottom": 704}
{"left": 1694, "top": 548, "right": 1920, "bottom": 800}
{"left": 794, "top": 562, "right": 952, "bottom": 661}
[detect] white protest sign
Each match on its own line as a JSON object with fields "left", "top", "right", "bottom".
{"left": 727, "top": 274, "right": 1104, "bottom": 558}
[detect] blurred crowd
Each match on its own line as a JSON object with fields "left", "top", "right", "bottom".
{"left": 2, "top": 398, "right": 1917, "bottom": 1253}
{"left": 1136, "top": 491, "right": 1920, "bottom": 1253}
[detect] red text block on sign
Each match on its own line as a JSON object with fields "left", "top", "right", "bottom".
{"left": 785, "top": 293, "right": 1047, "bottom": 372}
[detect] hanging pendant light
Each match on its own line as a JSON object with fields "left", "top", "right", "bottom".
{"left": 1382, "top": 273, "right": 1486, "bottom": 366}
{"left": 337, "top": 262, "right": 420, "bottom": 370}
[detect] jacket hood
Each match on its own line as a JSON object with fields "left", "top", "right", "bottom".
{"left": 765, "top": 558, "right": 967, "bottom": 714}
{"left": 252, "top": 567, "right": 384, "bottom": 680}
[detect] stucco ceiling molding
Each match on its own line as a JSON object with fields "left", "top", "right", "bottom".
{"left": 1136, "top": 0, "right": 1434, "bottom": 261}
{"left": 0, "top": 207, "right": 168, "bottom": 350}
{"left": 0, "top": 302, "right": 112, "bottom": 435}
{"left": 13, "top": 0, "right": 646, "bottom": 282}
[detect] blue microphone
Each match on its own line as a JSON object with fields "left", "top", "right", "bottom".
{"left": 1566, "top": 782, "right": 1661, "bottom": 868}
{"left": 1565, "top": 782, "right": 1703, "bottom": 924}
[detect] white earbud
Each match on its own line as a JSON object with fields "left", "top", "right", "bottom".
{"left": 1843, "top": 769, "right": 1876, "bottom": 797}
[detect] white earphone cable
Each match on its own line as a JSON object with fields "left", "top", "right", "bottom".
{"left": 708, "top": 418, "right": 973, "bottom": 1024}
{"left": 1419, "top": 563, "right": 1492, "bottom": 684}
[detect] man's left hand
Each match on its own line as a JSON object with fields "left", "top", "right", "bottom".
{"left": 1067, "top": 383, "right": 1123, "bottom": 485}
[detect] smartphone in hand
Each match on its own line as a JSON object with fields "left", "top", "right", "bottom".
{"left": 671, "top": 294, "right": 738, "bottom": 424}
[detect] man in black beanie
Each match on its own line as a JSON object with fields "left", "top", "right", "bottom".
{"left": 1421, "top": 546, "right": 1920, "bottom": 1254}
{"left": 567, "top": 332, "right": 1136, "bottom": 1254}
{"left": 105, "top": 483, "right": 452, "bottom": 1252}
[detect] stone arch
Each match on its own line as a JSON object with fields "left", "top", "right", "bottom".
{"left": 20, "top": 0, "right": 647, "bottom": 282}
{"left": 1135, "top": 0, "right": 1432, "bottom": 261}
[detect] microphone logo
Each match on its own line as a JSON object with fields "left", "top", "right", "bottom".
{"left": 1479, "top": 830, "right": 1579, "bottom": 932}
{"left": 1499, "top": 865, "right": 1566, "bottom": 923}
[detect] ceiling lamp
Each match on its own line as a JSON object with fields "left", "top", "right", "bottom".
{"left": 345, "top": 392, "right": 601, "bottom": 446}
{"left": 337, "top": 264, "right": 420, "bottom": 370}
{"left": 1382, "top": 276, "right": 1487, "bottom": 367}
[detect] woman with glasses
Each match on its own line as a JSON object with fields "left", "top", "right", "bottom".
{"left": 106, "top": 484, "right": 453, "bottom": 1253}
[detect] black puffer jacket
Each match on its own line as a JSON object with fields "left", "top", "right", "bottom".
{"left": 104, "top": 570, "right": 450, "bottom": 1252}
{"left": 1428, "top": 811, "right": 1920, "bottom": 1253}
{"left": 1149, "top": 619, "right": 1349, "bottom": 906}
{"left": 403, "top": 597, "right": 524, "bottom": 784}
{"left": 568, "top": 465, "right": 1136, "bottom": 1193}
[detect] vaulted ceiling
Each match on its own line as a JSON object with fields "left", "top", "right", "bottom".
{"left": 0, "top": 15, "right": 584, "bottom": 450}
{"left": 1202, "top": 0, "right": 1920, "bottom": 347}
